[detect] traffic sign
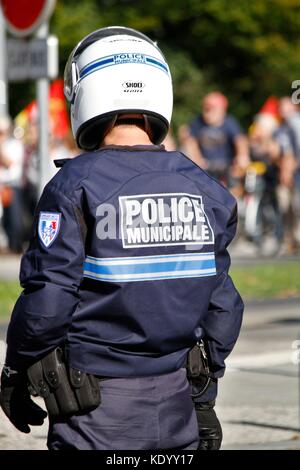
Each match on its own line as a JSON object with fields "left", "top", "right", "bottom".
{"left": 7, "top": 37, "right": 58, "bottom": 81}
{"left": 0, "top": 0, "right": 56, "bottom": 37}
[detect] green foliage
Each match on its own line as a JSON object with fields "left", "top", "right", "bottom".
{"left": 52, "top": 0, "right": 103, "bottom": 69}
{"left": 230, "top": 261, "right": 300, "bottom": 300}
{"left": 8, "top": 0, "right": 300, "bottom": 127}
{"left": 0, "top": 282, "right": 21, "bottom": 319}
{"left": 163, "top": 47, "right": 209, "bottom": 132}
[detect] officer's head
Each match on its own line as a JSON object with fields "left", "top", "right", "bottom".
{"left": 64, "top": 26, "right": 173, "bottom": 151}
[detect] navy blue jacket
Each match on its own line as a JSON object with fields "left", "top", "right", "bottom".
{"left": 6, "top": 145, "right": 243, "bottom": 387}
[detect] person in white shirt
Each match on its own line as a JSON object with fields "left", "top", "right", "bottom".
{"left": 0, "top": 116, "right": 25, "bottom": 253}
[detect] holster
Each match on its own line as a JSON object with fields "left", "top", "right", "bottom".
{"left": 186, "top": 340, "right": 211, "bottom": 399}
{"left": 27, "top": 347, "right": 101, "bottom": 418}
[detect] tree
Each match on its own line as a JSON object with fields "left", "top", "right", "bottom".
{"left": 9, "top": 0, "right": 300, "bottom": 130}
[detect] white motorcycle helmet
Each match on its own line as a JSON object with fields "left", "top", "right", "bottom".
{"left": 64, "top": 26, "right": 173, "bottom": 150}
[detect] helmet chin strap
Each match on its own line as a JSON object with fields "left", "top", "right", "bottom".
{"left": 143, "top": 115, "right": 154, "bottom": 143}
{"left": 102, "top": 115, "right": 119, "bottom": 139}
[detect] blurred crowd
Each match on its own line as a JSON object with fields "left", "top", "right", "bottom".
{"left": 164, "top": 92, "right": 300, "bottom": 254}
{"left": 0, "top": 114, "right": 77, "bottom": 254}
{"left": 1, "top": 89, "right": 300, "bottom": 255}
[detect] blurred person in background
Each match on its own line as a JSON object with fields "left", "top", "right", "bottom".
{"left": 161, "top": 128, "right": 177, "bottom": 151}
{"left": 249, "top": 113, "right": 281, "bottom": 165}
{"left": 184, "top": 91, "right": 249, "bottom": 193}
{"left": 49, "top": 131, "right": 79, "bottom": 179}
{"left": 22, "top": 128, "right": 79, "bottom": 241}
{"left": 0, "top": 116, "right": 24, "bottom": 253}
{"left": 22, "top": 122, "right": 39, "bottom": 233}
{"left": 275, "top": 97, "right": 300, "bottom": 252}
{"left": 17, "top": 79, "right": 75, "bottom": 231}
{"left": 177, "top": 123, "right": 202, "bottom": 163}
{"left": 247, "top": 112, "right": 284, "bottom": 250}
{"left": 248, "top": 113, "right": 281, "bottom": 203}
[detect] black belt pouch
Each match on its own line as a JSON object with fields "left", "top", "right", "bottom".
{"left": 27, "top": 347, "right": 101, "bottom": 418}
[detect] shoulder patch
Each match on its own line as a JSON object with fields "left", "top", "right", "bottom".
{"left": 38, "top": 212, "right": 61, "bottom": 248}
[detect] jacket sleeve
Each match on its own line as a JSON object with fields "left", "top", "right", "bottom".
{"left": 5, "top": 183, "right": 86, "bottom": 369}
{"left": 201, "top": 204, "right": 244, "bottom": 381}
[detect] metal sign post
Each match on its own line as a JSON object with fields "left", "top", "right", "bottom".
{"left": 0, "top": 8, "right": 7, "bottom": 117}
{"left": 36, "top": 22, "right": 50, "bottom": 197}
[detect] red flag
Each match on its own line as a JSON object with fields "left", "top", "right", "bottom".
{"left": 15, "top": 79, "right": 70, "bottom": 139}
{"left": 259, "top": 96, "right": 280, "bottom": 120}
{"left": 49, "top": 79, "right": 70, "bottom": 138}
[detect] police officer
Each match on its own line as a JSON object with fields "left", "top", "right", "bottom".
{"left": 0, "top": 27, "right": 244, "bottom": 450}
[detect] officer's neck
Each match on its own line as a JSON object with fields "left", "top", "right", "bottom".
{"left": 102, "top": 124, "right": 152, "bottom": 147}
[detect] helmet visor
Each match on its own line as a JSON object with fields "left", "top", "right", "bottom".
{"left": 64, "top": 54, "right": 79, "bottom": 102}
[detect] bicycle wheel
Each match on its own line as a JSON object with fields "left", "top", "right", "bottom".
{"left": 253, "top": 193, "right": 283, "bottom": 257}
